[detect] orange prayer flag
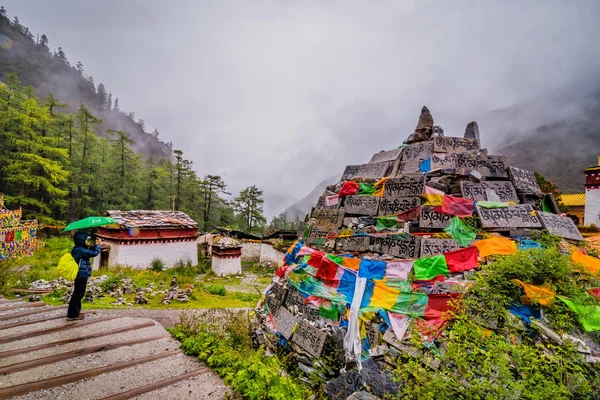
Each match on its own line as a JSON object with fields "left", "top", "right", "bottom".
{"left": 572, "top": 251, "right": 600, "bottom": 276}
{"left": 373, "top": 177, "right": 388, "bottom": 197}
{"left": 512, "top": 279, "right": 555, "bottom": 306}
{"left": 341, "top": 257, "right": 361, "bottom": 271}
{"left": 474, "top": 237, "right": 517, "bottom": 258}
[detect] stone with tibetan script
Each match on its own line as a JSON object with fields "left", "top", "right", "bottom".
{"left": 266, "top": 283, "right": 287, "bottom": 312}
{"left": 508, "top": 167, "right": 542, "bottom": 194}
{"left": 429, "top": 152, "right": 460, "bottom": 170}
{"left": 273, "top": 306, "right": 298, "bottom": 340}
{"left": 315, "top": 195, "right": 340, "bottom": 210}
{"left": 311, "top": 209, "right": 345, "bottom": 230}
{"left": 378, "top": 196, "right": 421, "bottom": 216}
{"left": 476, "top": 204, "right": 542, "bottom": 229}
{"left": 537, "top": 211, "right": 584, "bottom": 241}
{"left": 301, "top": 304, "right": 322, "bottom": 322}
{"left": 456, "top": 154, "right": 508, "bottom": 178}
{"left": 336, "top": 235, "right": 370, "bottom": 252}
{"left": 383, "top": 175, "right": 425, "bottom": 198}
{"left": 432, "top": 136, "right": 479, "bottom": 153}
{"left": 341, "top": 164, "right": 361, "bottom": 180}
{"left": 357, "top": 161, "right": 394, "bottom": 179}
{"left": 366, "top": 322, "right": 382, "bottom": 347}
{"left": 460, "top": 181, "right": 518, "bottom": 202}
{"left": 397, "top": 206, "right": 421, "bottom": 222}
{"left": 402, "top": 140, "right": 434, "bottom": 162}
{"left": 369, "top": 148, "right": 403, "bottom": 164}
{"left": 285, "top": 286, "right": 307, "bottom": 309}
{"left": 370, "top": 235, "right": 421, "bottom": 259}
{"left": 292, "top": 319, "right": 327, "bottom": 357}
{"left": 344, "top": 195, "right": 380, "bottom": 216}
{"left": 420, "top": 238, "right": 462, "bottom": 257}
{"left": 419, "top": 206, "right": 453, "bottom": 229}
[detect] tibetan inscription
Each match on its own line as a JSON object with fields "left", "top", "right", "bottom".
{"left": 456, "top": 154, "right": 508, "bottom": 178}
{"left": 537, "top": 211, "right": 584, "bottom": 241}
{"left": 433, "top": 137, "right": 479, "bottom": 153}
{"left": 429, "top": 152, "right": 460, "bottom": 170}
{"left": 476, "top": 204, "right": 542, "bottom": 229}
{"left": 273, "top": 307, "right": 298, "bottom": 340}
{"left": 460, "top": 181, "right": 518, "bottom": 202}
{"left": 370, "top": 235, "right": 421, "bottom": 259}
{"left": 344, "top": 195, "right": 380, "bottom": 216}
{"left": 292, "top": 319, "right": 327, "bottom": 357}
{"left": 378, "top": 196, "right": 421, "bottom": 216}
{"left": 419, "top": 206, "right": 453, "bottom": 229}
{"left": 420, "top": 238, "right": 462, "bottom": 257}
{"left": 383, "top": 175, "right": 425, "bottom": 198}
{"left": 341, "top": 165, "right": 361, "bottom": 180}
{"left": 402, "top": 140, "right": 435, "bottom": 161}
{"left": 336, "top": 236, "right": 370, "bottom": 252}
{"left": 369, "top": 148, "right": 403, "bottom": 164}
{"left": 509, "top": 167, "right": 542, "bottom": 194}
{"left": 357, "top": 161, "right": 394, "bottom": 179}
{"left": 312, "top": 209, "right": 345, "bottom": 230}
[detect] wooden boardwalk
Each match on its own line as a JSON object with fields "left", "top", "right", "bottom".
{"left": 0, "top": 297, "right": 230, "bottom": 399}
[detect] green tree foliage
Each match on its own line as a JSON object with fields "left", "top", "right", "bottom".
{"left": 535, "top": 172, "right": 568, "bottom": 212}
{"left": 199, "top": 175, "right": 229, "bottom": 231}
{"left": 234, "top": 185, "right": 267, "bottom": 234}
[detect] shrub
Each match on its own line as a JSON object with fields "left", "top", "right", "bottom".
{"left": 150, "top": 258, "right": 164, "bottom": 272}
{"left": 98, "top": 274, "right": 123, "bottom": 292}
{"left": 0, "top": 259, "right": 25, "bottom": 294}
{"left": 204, "top": 284, "right": 227, "bottom": 296}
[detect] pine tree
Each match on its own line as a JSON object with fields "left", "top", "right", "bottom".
{"left": 0, "top": 6, "right": 7, "bottom": 18}
{"left": 75, "top": 61, "right": 84, "bottom": 75}
{"left": 107, "top": 93, "right": 112, "bottom": 111}
{"left": 96, "top": 83, "right": 107, "bottom": 109}
{"left": 39, "top": 34, "right": 49, "bottom": 51}
{"left": 113, "top": 98, "right": 120, "bottom": 112}
{"left": 234, "top": 185, "right": 266, "bottom": 234}
{"left": 199, "top": 175, "right": 229, "bottom": 231}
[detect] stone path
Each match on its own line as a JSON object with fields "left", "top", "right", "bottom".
{"left": 0, "top": 295, "right": 231, "bottom": 400}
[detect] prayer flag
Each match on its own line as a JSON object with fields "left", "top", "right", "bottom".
{"left": 444, "top": 246, "right": 478, "bottom": 273}
{"left": 422, "top": 186, "right": 445, "bottom": 206}
{"left": 424, "top": 293, "right": 461, "bottom": 320}
{"left": 512, "top": 279, "right": 555, "bottom": 306}
{"left": 413, "top": 255, "right": 449, "bottom": 280}
{"left": 325, "top": 195, "right": 339, "bottom": 206}
{"left": 376, "top": 216, "right": 397, "bottom": 231}
{"left": 385, "top": 260, "right": 413, "bottom": 280}
{"left": 364, "top": 280, "right": 428, "bottom": 316}
{"left": 339, "top": 181, "right": 359, "bottom": 197}
{"left": 474, "top": 237, "right": 517, "bottom": 258}
{"left": 440, "top": 196, "right": 474, "bottom": 217}
{"left": 341, "top": 257, "right": 361, "bottom": 271}
{"left": 572, "top": 251, "right": 600, "bottom": 276}
{"left": 444, "top": 217, "right": 477, "bottom": 247}
{"left": 358, "top": 259, "right": 386, "bottom": 280}
{"left": 557, "top": 295, "right": 600, "bottom": 332}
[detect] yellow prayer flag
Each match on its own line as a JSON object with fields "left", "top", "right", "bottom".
{"left": 369, "top": 280, "right": 400, "bottom": 310}
{"left": 474, "top": 237, "right": 517, "bottom": 258}
{"left": 512, "top": 279, "right": 555, "bottom": 306}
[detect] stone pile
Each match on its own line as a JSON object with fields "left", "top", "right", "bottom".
{"left": 253, "top": 107, "right": 592, "bottom": 399}
{"left": 161, "top": 275, "right": 192, "bottom": 304}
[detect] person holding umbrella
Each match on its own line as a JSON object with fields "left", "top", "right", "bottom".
{"left": 63, "top": 216, "right": 116, "bottom": 321}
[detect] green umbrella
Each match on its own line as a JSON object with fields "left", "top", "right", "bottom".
{"left": 63, "top": 216, "right": 118, "bottom": 232}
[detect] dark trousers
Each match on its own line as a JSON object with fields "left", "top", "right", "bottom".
{"left": 67, "top": 277, "right": 88, "bottom": 318}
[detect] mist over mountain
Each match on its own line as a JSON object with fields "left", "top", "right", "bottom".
{"left": 0, "top": 11, "right": 171, "bottom": 160}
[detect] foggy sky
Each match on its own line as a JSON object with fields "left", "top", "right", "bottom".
{"left": 3, "top": 0, "right": 600, "bottom": 217}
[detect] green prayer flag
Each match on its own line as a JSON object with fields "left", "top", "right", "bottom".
{"left": 358, "top": 183, "right": 377, "bottom": 196}
{"left": 413, "top": 255, "right": 449, "bottom": 280}
{"left": 542, "top": 194, "right": 553, "bottom": 213}
{"left": 376, "top": 216, "right": 397, "bottom": 231}
{"left": 327, "top": 254, "right": 343, "bottom": 265}
{"left": 477, "top": 201, "right": 509, "bottom": 209}
{"left": 557, "top": 295, "right": 600, "bottom": 332}
{"left": 444, "top": 216, "right": 477, "bottom": 247}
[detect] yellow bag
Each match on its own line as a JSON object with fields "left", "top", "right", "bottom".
{"left": 57, "top": 252, "right": 79, "bottom": 281}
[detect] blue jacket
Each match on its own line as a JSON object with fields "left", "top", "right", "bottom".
{"left": 72, "top": 232, "right": 100, "bottom": 279}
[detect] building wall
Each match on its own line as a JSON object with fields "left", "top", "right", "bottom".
{"left": 212, "top": 256, "right": 241, "bottom": 276}
{"left": 93, "top": 240, "right": 198, "bottom": 270}
{"left": 259, "top": 243, "right": 285, "bottom": 265}
{"left": 584, "top": 188, "right": 600, "bottom": 227}
{"left": 241, "top": 242, "right": 262, "bottom": 262}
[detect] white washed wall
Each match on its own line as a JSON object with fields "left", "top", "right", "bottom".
{"left": 259, "top": 244, "right": 285, "bottom": 265}
{"left": 212, "top": 256, "right": 242, "bottom": 276}
{"left": 93, "top": 241, "right": 197, "bottom": 270}
{"left": 584, "top": 189, "right": 600, "bottom": 227}
{"left": 241, "top": 242, "right": 261, "bottom": 262}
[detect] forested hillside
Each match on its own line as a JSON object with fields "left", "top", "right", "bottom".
{"left": 0, "top": 7, "right": 273, "bottom": 234}
{"left": 0, "top": 6, "right": 171, "bottom": 159}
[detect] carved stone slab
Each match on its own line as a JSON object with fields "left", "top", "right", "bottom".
{"left": 378, "top": 196, "right": 421, "bottom": 216}
{"left": 370, "top": 235, "right": 421, "bottom": 259}
{"left": 537, "top": 211, "right": 584, "bottom": 241}
{"left": 273, "top": 306, "right": 298, "bottom": 340}
{"left": 429, "top": 152, "right": 460, "bottom": 170}
{"left": 369, "top": 148, "right": 403, "bottom": 164}
{"left": 266, "top": 283, "right": 287, "bottom": 312}
{"left": 315, "top": 195, "right": 340, "bottom": 210}
{"left": 341, "top": 165, "right": 361, "bottom": 180}
{"left": 476, "top": 204, "right": 542, "bottom": 229}
{"left": 433, "top": 137, "right": 480, "bottom": 153}
{"left": 383, "top": 175, "right": 425, "bottom": 197}
{"left": 311, "top": 209, "right": 345, "bottom": 230}
{"left": 344, "top": 195, "right": 380, "bottom": 216}
{"left": 357, "top": 162, "right": 394, "bottom": 179}
{"left": 508, "top": 167, "right": 542, "bottom": 194}
{"left": 456, "top": 154, "right": 508, "bottom": 178}
{"left": 402, "top": 140, "right": 435, "bottom": 161}
{"left": 420, "top": 238, "right": 462, "bottom": 257}
{"left": 336, "top": 236, "right": 370, "bottom": 252}
{"left": 292, "top": 319, "right": 327, "bottom": 357}
{"left": 460, "top": 181, "right": 519, "bottom": 202}
{"left": 419, "top": 206, "right": 453, "bottom": 229}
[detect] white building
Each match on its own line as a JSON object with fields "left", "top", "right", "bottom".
{"left": 93, "top": 210, "right": 199, "bottom": 270}
{"left": 584, "top": 156, "right": 600, "bottom": 227}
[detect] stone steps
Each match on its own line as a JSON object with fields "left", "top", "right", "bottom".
{"left": 0, "top": 300, "right": 230, "bottom": 399}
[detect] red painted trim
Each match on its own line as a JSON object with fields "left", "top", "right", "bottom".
{"left": 97, "top": 227, "right": 198, "bottom": 241}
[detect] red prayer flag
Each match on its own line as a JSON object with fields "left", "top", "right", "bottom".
{"left": 398, "top": 206, "right": 421, "bottom": 222}
{"left": 424, "top": 293, "right": 461, "bottom": 320}
{"left": 307, "top": 252, "right": 324, "bottom": 268}
{"left": 339, "top": 181, "right": 359, "bottom": 197}
{"left": 316, "top": 256, "right": 339, "bottom": 280}
{"left": 444, "top": 246, "right": 479, "bottom": 273}
{"left": 440, "top": 195, "right": 474, "bottom": 217}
